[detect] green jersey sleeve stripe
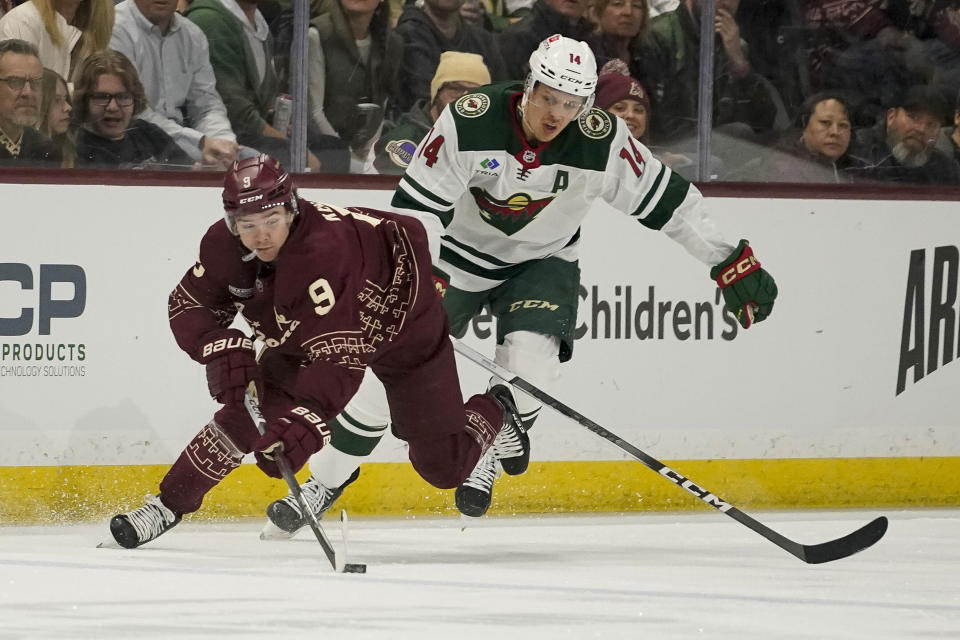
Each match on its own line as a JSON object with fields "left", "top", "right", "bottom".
{"left": 392, "top": 189, "right": 454, "bottom": 227}
{"left": 630, "top": 164, "right": 666, "bottom": 219}
{"left": 639, "top": 171, "right": 690, "bottom": 231}
{"left": 400, "top": 174, "right": 455, "bottom": 208}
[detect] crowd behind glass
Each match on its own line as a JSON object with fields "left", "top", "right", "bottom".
{"left": 1, "top": 0, "right": 959, "bottom": 185}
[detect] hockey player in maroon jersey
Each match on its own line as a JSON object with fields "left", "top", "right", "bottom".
{"left": 108, "top": 153, "right": 527, "bottom": 549}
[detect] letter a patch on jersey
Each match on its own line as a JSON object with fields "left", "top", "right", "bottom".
{"left": 470, "top": 187, "right": 554, "bottom": 236}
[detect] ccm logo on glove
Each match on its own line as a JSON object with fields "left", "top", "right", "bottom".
{"left": 715, "top": 249, "right": 760, "bottom": 286}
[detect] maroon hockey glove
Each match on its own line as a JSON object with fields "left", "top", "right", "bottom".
{"left": 197, "top": 329, "right": 261, "bottom": 404}
{"left": 254, "top": 405, "right": 332, "bottom": 478}
{"left": 710, "top": 239, "right": 778, "bottom": 329}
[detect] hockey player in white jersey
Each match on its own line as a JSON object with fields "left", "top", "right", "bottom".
{"left": 263, "top": 34, "right": 778, "bottom": 532}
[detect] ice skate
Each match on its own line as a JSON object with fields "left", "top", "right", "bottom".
{"left": 489, "top": 384, "right": 530, "bottom": 475}
{"left": 454, "top": 449, "right": 499, "bottom": 517}
{"left": 265, "top": 468, "right": 360, "bottom": 534}
{"left": 109, "top": 494, "right": 182, "bottom": 549}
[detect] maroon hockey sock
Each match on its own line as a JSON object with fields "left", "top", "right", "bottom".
{"left": 159, "top": 421, "right": 244, "bottom": 514}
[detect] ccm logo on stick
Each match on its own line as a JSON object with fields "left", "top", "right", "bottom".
{"left": 0, "top": 264, "right": 86, "bottom": 336}
{"left": 659, "top": 465, "right": 732, "bottom": 512}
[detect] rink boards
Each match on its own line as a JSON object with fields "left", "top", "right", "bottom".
{"left": 1, "top": 181, "right": 958, "bottom": 521}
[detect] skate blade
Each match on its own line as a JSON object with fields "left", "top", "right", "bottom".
{"left": 259, "top": 519, "right": 297, "bottom": 541}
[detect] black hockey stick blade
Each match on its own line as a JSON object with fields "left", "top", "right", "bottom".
{"left": 452, "top": 338, "right": 888, "bottom": 565}
{"left": 244, "top": 388, "right": 357, "bottom": 573}
{"left": 797, "top": 515, "right": 888, "bottom": 564}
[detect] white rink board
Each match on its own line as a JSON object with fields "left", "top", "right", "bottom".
{"left": 1, "top": 183, "right": 957, "bottom": 465}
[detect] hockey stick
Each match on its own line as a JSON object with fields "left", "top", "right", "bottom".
{"left": 452, "top": 338, "right": 888, "bottom": 565}
{"left": 243, "top": 387, "right": 367, "bottom": 573}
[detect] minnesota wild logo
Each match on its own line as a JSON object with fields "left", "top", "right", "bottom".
{"left": 470, "top": 187, "right": 554, "bottom": 235}
{"left": 578, "top": 108, "right": 612, "bottom": 139}
{"left": 455, "top": 93, "right": 490, "bottom": 118}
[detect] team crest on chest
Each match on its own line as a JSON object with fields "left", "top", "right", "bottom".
{"left": 578, "top": 108, "right": 612, "bottom": 139}
{"left": 470, "top": 187, "right": 555, "bottom": 236}
{"left": 455, "top": 93, "right": 490, "bottom": 118}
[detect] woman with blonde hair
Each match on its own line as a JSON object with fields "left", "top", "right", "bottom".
{"left": 0, "top": 0, "right": 114, "bottom": 81}
{"left": 36, "top": 67, "right": 76, "bottom": 167}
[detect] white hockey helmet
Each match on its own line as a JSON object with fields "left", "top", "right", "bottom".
{"left": 524, "top": 34, "right": 598, "bottom": 118}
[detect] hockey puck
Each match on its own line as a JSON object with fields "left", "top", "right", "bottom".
{"left": 342, "top": 563, "right": 367, "bottom": 574}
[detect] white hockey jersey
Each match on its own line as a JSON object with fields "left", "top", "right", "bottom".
{"left": 392, "top": 82, "right": 734, "bottom": 291}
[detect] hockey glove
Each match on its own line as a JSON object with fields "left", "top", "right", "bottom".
{"left": 198, "top": 329, "right": 261, "bottom": 404}
{"left": 254, "top": 405, "right": 332, "bottom": 478}
{"left": 710, "top": 239, "right": 778, "bottom": 329}
{"left": 433, "top": 265, "right": 450, "bottom": 298}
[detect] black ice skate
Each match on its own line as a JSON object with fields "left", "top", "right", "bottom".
{"left": 489, "top": 384, "right": 530, "bottom": 475}
{"left": 110, "top": 494, "right": 182, "bottom": 549}
{"left": 454, "top": 449, "right": 499, "bottom": 517}
{"left": 266, "top": 468, "right": 361, "bottom": 533}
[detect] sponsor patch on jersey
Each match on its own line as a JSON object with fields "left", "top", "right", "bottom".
{"left": 385, "top": 139, "right": 417, "bottom": 168}
{"left": 228, "top": 284, "right": 254, "bottom": 298}
{"left": 578, "top": 108, "right": 612, "bottom": 139}
{"left": 477, "top": 157, "right": 501, "bottom": 176}
{"left": 455, "top": 93, "right": 490, "bottom": 118}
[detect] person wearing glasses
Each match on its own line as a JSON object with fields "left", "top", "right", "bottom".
{"left": 0, "top": 38, "right": 61, "bottom": 166}
{"left": 72, "top": 48, "right": 193, "bottom": 169}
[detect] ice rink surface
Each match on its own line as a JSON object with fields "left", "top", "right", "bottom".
{"left": 1, "top": 509, "right": 958, "bottom": 640}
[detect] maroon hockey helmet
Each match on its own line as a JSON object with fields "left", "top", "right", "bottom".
{"left": 222, "top": 154, "right": 299, "bottom": 221}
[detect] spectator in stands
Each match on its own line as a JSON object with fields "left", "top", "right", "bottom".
{"left": 760, "top": 91, "right": 861, "bottom": 183}
{"left": 185, "top": 0, "right": 348, "bottom": 172}
{"left": 302, "top": 0, "right": 401, "bottom": 173}
{"left": 0, "top": 38, "right": 60, "bottom": 165}
{"left": 934, "top": 88, "right": 960, "bottom": 166}
{"left": 392, "top": 0, "right": 507, "bottom": 117}
{"left": 111, "top": 0, "right": 240, "bottom": 170}
{"left": 594, "top": 57, "right": 704, "bottom": 178}
{"left": 374, "top": 50, "right": 489, "bottom": 173}
{"left": 73, "top": 49, "right": 195, "bottom": 168}
{"left": 0, "top": 0, "right": 114, "bottom": 82}
{"left": 590, "top": 0, "right": 647, "bottom": 73}
{"left": 497, "top": 0, "right": 598, "bottom": 79}
{"left": 634, "top": 0, "right": 783, "bottom": 146}
{"left": 473, "top": 0, "right": 534, "bottom": 31}
{"left": 847, "top": 84, "right": 960, "bottom": 185}
{"left": 594, "top": 58, "right": 648, "bottom": 140}
{"left": 36, "top": 66, "right": 74, "bottom": 166}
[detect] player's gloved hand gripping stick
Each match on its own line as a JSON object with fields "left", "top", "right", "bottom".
{"left": 244, "top": 385, "right": 366, "bottom": 574}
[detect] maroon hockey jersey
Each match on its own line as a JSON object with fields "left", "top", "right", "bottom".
{"left": 168, "top": 199, "right": 436, "bottom": 417}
